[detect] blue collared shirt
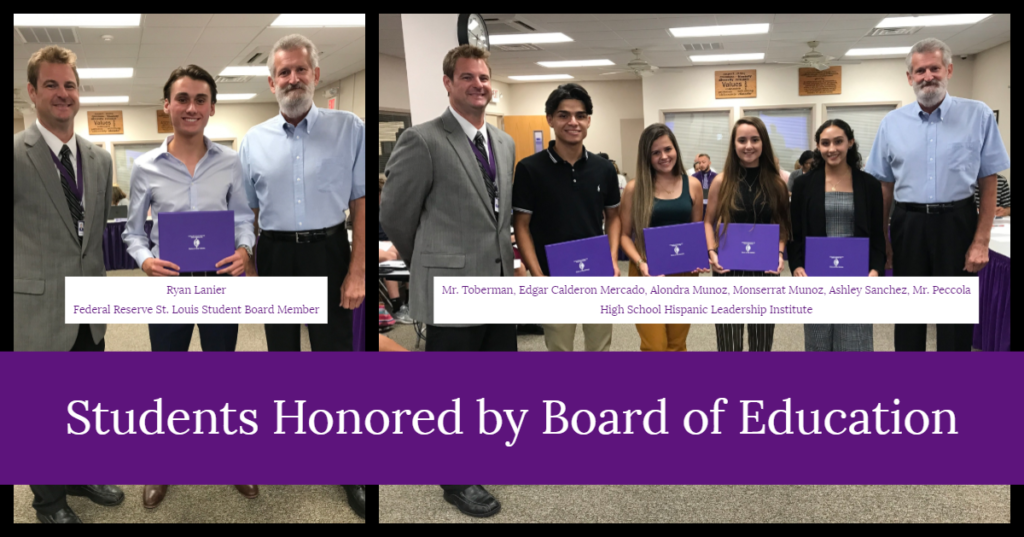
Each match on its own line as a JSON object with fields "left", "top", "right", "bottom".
{"left": 865, "top": 95, "right": 1010, "bottom": 204}
{"left": 239, "top": 103, "right": 365, "bottom": 231}
{"left": 122, "top": 135, "right": 255, "bottom": 266}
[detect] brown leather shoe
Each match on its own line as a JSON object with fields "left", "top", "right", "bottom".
{"left": 234, "top": 485, "right": 259, "bottom": 498}
{"left": 143, "top": 485, "right": 168, "bottom": 509}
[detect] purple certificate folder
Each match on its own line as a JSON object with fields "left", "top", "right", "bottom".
{"left": 642, "top": 222, "right": 709, "bottom": 276}
{"left": 158, "top": 210, "right": 235, "bottom": 273}
{"left": 805, "top": 237, "right": 869, "bottom": 276}
{"left": 545, "top": 235, "right": 614, "bottom": 277}
{"left": 717, "top": 223, "right": 779, "bottom": 271}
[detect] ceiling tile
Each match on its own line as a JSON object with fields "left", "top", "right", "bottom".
{"left": 602, "top": 16, "right": 718, "bottom": 31}
{"left": 197, "top": 26, "right": 264, "bottom": 44}
{"left": 309, "top": 27, "right": 365, "bottom": 46}
{"left": 208, "top": 14, "right": 280, "bottom": 27}
{"left": 138, "top": 42, "right": 193, "bottom": 58}
{"left": 77, "top": 27, "right": 142, "bottom": 44}
{"left": 768, "top": 32, "right": 822, "bottom": 43}
{"left": 537, "top": 21, "right": 610, "bottom": 33}
{"left": 591, "top": 14, "right": 675, "bottom": 21}
{"left": 713, "top": 14, "right": 776, "bottom": 25}
{"left": 824, "top": 19, "right": 881, "bottom": 30}
{"left": 827, "top": 14, "right": 887, "bottom": 21}
{"left": 80, "top": 57, "right": 138, "bottom": 68}
{"left": 773, "top": 14, "right": 832, "bottom": 23}
{"left": 518, "top": 14, "right": 598, "bottom": 23}
{"left": 79, "top": 43, "right": 142, "bottom": 58}
{"left": 143, "top": 14, "right": 214, "bottom": 27}
{"left": 140, "top": 26, "right": 203, "bottom": 44}
{"left": 771, "top": 22, "right": 825, "bottom": 33}
{"left": 823, "top": 29, "right": 872, "bottom": 39}
{"left": 612, "top": 30, "right": 674, "bottom": 41}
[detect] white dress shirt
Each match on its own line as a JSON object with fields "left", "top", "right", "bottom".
{"left": 448, "top": 105, "right": 490, "bottom": 160}
{"left": 36, "top": 119, "right": 84, "bottom": 209}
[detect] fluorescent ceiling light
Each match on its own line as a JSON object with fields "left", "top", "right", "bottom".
{"left": 689, "top": 53, "right": 765, "bottom": 63}
{"left": 79, "top": 96, "right": 129, "bottom": 104}
{"left": 77, "top": 68, "right": 133, "bottom": 79}
{"left": 270, "top": 14, "right": 365, "bottom": 27}
{"left": 219, "top": 66, "right": 271, "bottom": 77}
{"left": 490, "top": 33, "right": 572, "bottom": 45}
{"left": 217, "top": 94, "right": 258, "bottom": 101}
{"left": 846, "top": 47, "right": 913, "bottom": 56}
{"left": 670, "top": 23, "right": 769, "bottom": 38}
{"left": 537, "top": 59, "right": 614, "bottom": 68}
{"left": 877, "top": 14, "right": 991, "bottom": 27}
{"left": 14, "top": 14, "right": 140, "bottom": 27}
{"left": 508, "top": 74, "right": 574, "bottom": 81}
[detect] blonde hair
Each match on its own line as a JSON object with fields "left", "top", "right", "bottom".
{"left": 443, "top": 44, "right": 491, "bottom": 81}
{"left": 27, "top": 45, "right": 79, "bottom": 89}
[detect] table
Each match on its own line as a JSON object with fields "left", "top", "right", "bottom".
{"left": 103, "top": 219, "right": 153, "bottom": 271}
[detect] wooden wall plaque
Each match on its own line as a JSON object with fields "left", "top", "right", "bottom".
{"left": 86, "top": 110, "right": 124, "bottom": 135}
{"left": 156, "top": 110, "right": 174, "bottom": 133}
{"left": 715, "top": 70, "right": 757, "bottom": 99}
{"left": 798, "top": 66, "right": 842, "bottom": 96}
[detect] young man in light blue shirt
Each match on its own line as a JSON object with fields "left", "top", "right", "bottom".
{"left": 122, "top": 65, "right": 255, "bottom": 353}
{"left": 865, "top": 38, "right": 1010, "bottom": 351}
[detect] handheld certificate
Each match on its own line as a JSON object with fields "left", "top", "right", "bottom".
{"left": 545, "top": 235, "right": 615, "bottom": 277}
{"left": 717, "top": 223, "right": 779, "bottom": 271}
{"left": 805, "top": 237, "right": 869, "bottom": 276}
{"left": 158, "top": 211, "right": 235, "bottom": 273}
{"left": 642, "top": 222, "right": 709, "bottom": 275}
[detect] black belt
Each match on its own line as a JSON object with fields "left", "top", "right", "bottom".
{"left": 899, "top": 196, "right": 973, "bottom": 214}
{"left": 260, "top": 223, "right": 343, "bottom": 243}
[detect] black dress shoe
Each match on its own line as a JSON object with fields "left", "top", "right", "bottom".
{"left": 66, "top": 485, "right": 124, "bottom": 506}
{"left": 341, "top": 485, "right": 365, "bottom": 519}
{"left": 443, "top": 485, "right": 501, "bottom": 518}
{"left": 36, "top": 507, "right": 82, "bottom": 523}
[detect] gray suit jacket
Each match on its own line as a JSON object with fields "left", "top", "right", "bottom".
{"left": 381, "top": 108, "right": 515, "bottom": 326}
{"left": 14, "top": 123, "right": 112, "bottom": 350}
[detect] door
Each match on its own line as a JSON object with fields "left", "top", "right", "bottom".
{"left": 503, "top": 115, "right": 550, "bottom": 170}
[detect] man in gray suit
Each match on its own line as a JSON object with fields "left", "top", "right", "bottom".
{"left": 14, "top": 45, "right": 112, "bottom": 353}
{"left": 380, "top": 44, "right": 514, "bottom": 517}
{"left": 15, "top": 45, "right": 122, "bottom": 524}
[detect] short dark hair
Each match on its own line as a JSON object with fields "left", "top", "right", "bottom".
{"left": 163, "top": 65, "right": 217, "bottom": 105}
{"left": 545, "top": 83, "right": 593, "bottom": 116}
{"left": 798, "top": 150, "right": 815, "bottom": 165}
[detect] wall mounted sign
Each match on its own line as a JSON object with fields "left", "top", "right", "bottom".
{"left": 798, "top": 66, "right": 842, "bottom": 96}
{"left": 156, "top": 110, "right": 173, "bottom": 133}
{"left": 87, "top": 110, "right": 124, "bottom": 135}
{"left": 715, "top": 70, "right": 757, "bottom": 99}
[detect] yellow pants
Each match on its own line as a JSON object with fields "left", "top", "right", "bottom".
{"left": 629, "top": 261, "right": 697, "bottom": 351}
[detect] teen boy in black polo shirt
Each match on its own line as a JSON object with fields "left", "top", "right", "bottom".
{"left": 512, "top": 83, "right": 621, "bottom": 352}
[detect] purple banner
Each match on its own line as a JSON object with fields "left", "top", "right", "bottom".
{"left": 1, "top": 351, "right": 1022, "bottom": 484}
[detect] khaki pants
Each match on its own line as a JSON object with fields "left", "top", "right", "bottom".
{"left": 541, "top": 323, "right": 612, "bottom": 351}
{"left": 629, "top": 261, "right": 697, "bottom": 351}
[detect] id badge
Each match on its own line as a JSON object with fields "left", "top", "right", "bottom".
{"left": 494, "top": 196, "right": 500, "bottom": 213}
{"left": 77, "top": 220, "right": 85, "bottom": 237}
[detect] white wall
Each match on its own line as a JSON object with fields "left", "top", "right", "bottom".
{"left": 971, "top": 41, "right": 1011, "bottom": 180}
{"left": 313, "top": 70, "right": 366, "bottom": 118}
{"left": 508, "top": 80, "right": 644, "bottom": 170}
{"left": 643, "top": 57, "right": 974, "bottom": 132}
{"left": 379, "top": 53, "right": 410, "bottom": 111}
{"left": 21, "top": 103, "right": 281, "bottom": 185}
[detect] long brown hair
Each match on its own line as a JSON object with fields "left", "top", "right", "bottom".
{"left": 632, "top": 123, "right": 684, "bottom": 261}
{"left": 713, "top": 116, "right": 791, "bottom": 246}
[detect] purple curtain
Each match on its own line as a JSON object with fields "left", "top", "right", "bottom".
{"left": 973, "top": 250, "right": 1011, "bottom": 351}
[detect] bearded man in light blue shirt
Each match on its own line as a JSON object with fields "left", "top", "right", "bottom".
{"left": 865, "top": 38, "right": 1010, "bottom": 351}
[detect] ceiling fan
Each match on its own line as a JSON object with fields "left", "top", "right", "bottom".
{"left": 598, "top": 49, "right": 679, "bottom": 78}
{"left": 769, "top": 41, "right": 861, "bottom": 70}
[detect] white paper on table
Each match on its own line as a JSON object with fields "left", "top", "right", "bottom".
{"left": 379, "top": 241, "right": 393, "bottom": 251}
{"left": 379, "top": 260, "right": 406, "bottom": 268}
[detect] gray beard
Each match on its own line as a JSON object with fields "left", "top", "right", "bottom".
{"left": 915, "top": 82, "right": 947, "bottom": 108}
{"left": 278, "top": 87, "right": 313, "bottom": 118}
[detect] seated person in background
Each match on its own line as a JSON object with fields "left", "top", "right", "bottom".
{"left": 379, "top": 175, "right": 411, "bottom": 324}
{"left": 111, "top": 185, "right": 128, "bottom": 206}
{"left": 974, "top": 174, "right": 1010, "bottom": 217}
{"left": 788, "top": 150, "right": 815, "bottom": 192}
